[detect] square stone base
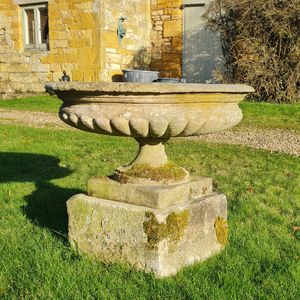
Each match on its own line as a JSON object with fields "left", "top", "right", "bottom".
{"left": 67, "top": 193, "right": 227, "bottom": 277}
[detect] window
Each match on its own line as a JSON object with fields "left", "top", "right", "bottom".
{"left": 22, "top": 3, "right": 49, "bottom": 50}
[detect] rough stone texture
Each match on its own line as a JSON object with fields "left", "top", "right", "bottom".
{"left": 151, "top": 0, "right": 183, "bottom": 78}
{"left": 41, "top": 0, "right": 102, "bottom": 83}
{"left": 88, "top": 176, "right": 212, "bottom": 208}
{"left": 67, "top": 192, "right": 227, "bottom": 277}
{"left": 0, "top": 0, "right": 151, "bottom": 98}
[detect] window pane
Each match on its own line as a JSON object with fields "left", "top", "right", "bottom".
{"left": 39, "top": 7, "right": 48, "bottom": 44}
{"left": 25, "top": 9, "right": 34, "bottom": 45}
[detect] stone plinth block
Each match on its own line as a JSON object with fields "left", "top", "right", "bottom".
{"left": 67, "top": 193, "right": 227, "bottom": 277}
{"left": 88, "top": 176, "right": 212, "bottom": 209}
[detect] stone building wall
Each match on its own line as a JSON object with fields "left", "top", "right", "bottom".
{"left": 99, "top": 0, "right": 152, "bottom": 81}
{"left": 0, "top": 0, "right": 50, "bottom": 98}
{"left": 41, "top": 0, "right": 102, "bottom": 82}
{"left": 150, "top": 0, "right": 183, "bottom": 78}
{"left": 43, "top": 0, "right": 151, "bottom": 82}
{"left": 0, "top": 0, "right": 151, "bottom": 99}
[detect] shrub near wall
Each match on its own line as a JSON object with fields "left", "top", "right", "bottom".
{"left": 204, "top": 0, "right": 300, "bottom": 103}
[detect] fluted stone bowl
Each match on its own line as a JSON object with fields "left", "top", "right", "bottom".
{"left": 46, "top": 82, "right": 254, "bottom": 183}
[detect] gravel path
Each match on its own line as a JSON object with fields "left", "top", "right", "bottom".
{"left": 1, "top": 108, "right": 299, "bottom": 156}
{"left": 0, "top": 108, "right": 70, "bottom": 130}
{"left": 195, "top": 128, "right": 300, "bottom": 156}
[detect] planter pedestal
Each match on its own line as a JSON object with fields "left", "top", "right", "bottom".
{"left": 67, "top": 177, "right": 228, "bottom": 277}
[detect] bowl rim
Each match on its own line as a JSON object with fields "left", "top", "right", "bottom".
{"left": 122, "top": 69, "right": 160, "bottom": 74}
{"left": 45, "top": 82, "right": 255, "bottom": 94}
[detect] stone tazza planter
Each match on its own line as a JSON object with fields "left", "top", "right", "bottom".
{"left": 46, "top": 82, "right": 254, "bottom": 277}
{"left": 46, "top": 82, "right": 253, "bottom": 179}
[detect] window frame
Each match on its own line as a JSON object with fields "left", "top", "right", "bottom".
{"left": 21, "top": 3, "right": 49, "bottom": 50}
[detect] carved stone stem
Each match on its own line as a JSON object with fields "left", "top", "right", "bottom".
{"left": 130, "top": 139, "right": 169, "bottom": 168}
{"left": 114, "top": 139, "right": 189, "bottom": 184}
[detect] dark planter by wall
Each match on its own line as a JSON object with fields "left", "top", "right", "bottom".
{"left": 157, "top": 78, "right": 186, "bottom": 83}
{"left": 122, "top": 69, "right": 159, "bottom": 83}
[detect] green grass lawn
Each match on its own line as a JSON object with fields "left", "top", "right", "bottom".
{"left": 0, "top": 95, "right": 60, "bottom": 113}
{"left": 0, "top": 124, "right": 299, "bottom": 299}
{"left": 237, "top": 102, "right": 300, "bottom": 131}
{"left": 0, "top": 95, "right": 299, "bottom": 131}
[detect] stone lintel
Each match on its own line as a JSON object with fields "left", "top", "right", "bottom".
{"left": 14, "top": 0, "right": 48, "bottom": 5}
{"left": 67, "top": 193, "right": 227, "bottom": 277}
{"left": 88, "top": 176, "right": 212, "bottom": 209}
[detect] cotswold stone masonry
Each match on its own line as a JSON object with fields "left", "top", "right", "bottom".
{"left": 0, "top": 0, "right": 183, "bottom": 98}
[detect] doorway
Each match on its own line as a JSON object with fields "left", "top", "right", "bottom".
{"left": 182, "top": 0, "right": 223, "bottom": 83}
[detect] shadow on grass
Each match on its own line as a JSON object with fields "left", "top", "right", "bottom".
{"left": 0, "top": 152, "right": 82, "bottom": 241}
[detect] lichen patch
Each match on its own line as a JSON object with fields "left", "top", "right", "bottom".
{"left": 214, "top": 217, "right": 228, "bottom": 246}
{"left": 118, "top": 161, "right": 187, "bottom": 183}
{"left": 143, "top": 210, "right": 189, "bottom": 251}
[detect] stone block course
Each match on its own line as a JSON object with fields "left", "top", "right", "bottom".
{"left": 151, "top": 0, "right": 183, "bottom": 79}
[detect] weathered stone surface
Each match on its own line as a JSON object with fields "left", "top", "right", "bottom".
{"left": 88, "top": 176, "right": 212, "bottom": 208}
{"left": 46, "top": 82, "right": 253, "bottom": 140}
{"left": 46, "top": 81, "right": 254, "bottom": 94}
{"left": 47, "top": 81, "right": 252, "bottom": 174}
{"left": 67, "top": 192, "right": 227, "bottom": 277}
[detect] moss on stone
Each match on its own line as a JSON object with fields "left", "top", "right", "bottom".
{"left": 214, "top": 217, "right": 228, "bottom": 246}
{"left": 119, "top": 161, "right": 187, "bottom": 183}
{"left": 143, "top": 210, "right": 189, "bottom": 250}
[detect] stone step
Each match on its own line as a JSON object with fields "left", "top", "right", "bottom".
{"left": 0, "top": 92, "right": 45, "bottom": 100}
{"left": 88, "top": 176, "right": 213, "bottom": 209}
{"left": 0, "top": 73, "right": 48, "bottom": 85}
{"left": 0, "top": 82, "right": 45, "bottom": 93}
